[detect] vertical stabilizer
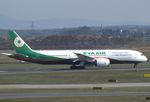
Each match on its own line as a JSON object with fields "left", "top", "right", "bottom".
{"left": 8, "top": 31, "right": 33, "bottom": 54}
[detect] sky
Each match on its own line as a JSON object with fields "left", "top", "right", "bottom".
{"left": 0, "top": 0, "right": 150, "bottom": 27}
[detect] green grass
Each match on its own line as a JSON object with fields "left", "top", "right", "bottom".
{"left": 0, "top": 96, "right": 147, "bottom": 102}
{"left": 0, "top": 70, "right": 149, "bottom": 84}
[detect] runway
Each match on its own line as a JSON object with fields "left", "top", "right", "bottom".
{"left": 0, "top": 67, "right": 149, "bottom": 75}
{"left": 0, "top": 83, "right": 149, "bottom": 89}
{"left": 0, "top": 92, "right": 150, "bottom": 99}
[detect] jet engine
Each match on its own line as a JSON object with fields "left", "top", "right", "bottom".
{"left": 95, "top": 58, "right": 110, "bottom": 67}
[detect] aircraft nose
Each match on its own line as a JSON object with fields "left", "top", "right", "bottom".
{"left": 143, "top": 56, "right": 148, "bottom": 62}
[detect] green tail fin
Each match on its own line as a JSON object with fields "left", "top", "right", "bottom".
{"left": 8, "top": 31, "right": 33, "bottom": 54}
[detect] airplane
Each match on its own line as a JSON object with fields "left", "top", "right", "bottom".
{"left": 2, "top": 31, "right": 148, "bottom": 71}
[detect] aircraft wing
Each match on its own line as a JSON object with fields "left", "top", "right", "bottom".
{"left": 74, "top": 53, "right": 95, "bottom": 62}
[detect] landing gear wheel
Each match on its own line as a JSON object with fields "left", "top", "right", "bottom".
{"left": 70, "top": 66, "right": 85, "bottom": 70}
{"left": 70, "top": 66, "right": 76, "bottom": 69}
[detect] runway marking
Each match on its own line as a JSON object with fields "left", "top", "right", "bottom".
{"left": 0, "top": 83, "right": 150, "bottom": 89}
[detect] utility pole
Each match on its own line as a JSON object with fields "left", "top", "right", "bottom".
{"left": 30, "top": 21, "right": 35, "bottom": 34}
{"left": 100, "top": 24, "right": 103, "bottom": 34}
{"left": 31, "top": 21, "right": 35, "bottom": 31}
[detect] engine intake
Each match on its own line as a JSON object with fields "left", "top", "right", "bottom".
{"left": 96, "top": 58, "right": 110, "bottom": 67}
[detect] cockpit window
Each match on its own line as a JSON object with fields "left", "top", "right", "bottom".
{"left": 141, "top": 53, "right": 144, "bottom": 56}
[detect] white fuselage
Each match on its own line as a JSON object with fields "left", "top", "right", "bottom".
{"left": 36, "top": 50, "right": 147, "bottom": 63}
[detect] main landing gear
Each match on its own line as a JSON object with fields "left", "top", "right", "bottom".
{"left": 133, "top": 63, "right": 138, "bottom": 72}
{"left": 70, "top": 65, "right": 85, "bottom": 70}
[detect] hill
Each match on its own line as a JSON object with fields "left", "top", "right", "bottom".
{"left": 0, "top": 25, "right": 150, "bottom": 50}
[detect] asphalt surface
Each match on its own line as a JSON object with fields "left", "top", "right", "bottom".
{"left": 0, "top": 83, "right": 150, "bottom": 89}
{"left": 0, "top": 67, "right": 150, "bottom": 75}
{"left": 0, "top": 92, "right": 150, "bottom": 99}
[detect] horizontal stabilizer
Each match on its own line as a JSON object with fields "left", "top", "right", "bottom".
{"left": 1, "top": 53, "right": 13, "bottom": 56}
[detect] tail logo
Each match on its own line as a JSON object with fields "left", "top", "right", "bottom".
{"left": 14, "top": 37, "right": 25, "bottom": 48}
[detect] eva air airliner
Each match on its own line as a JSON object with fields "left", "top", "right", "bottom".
{"left": 2, "top": 31, "right": 148, "bottom": 70}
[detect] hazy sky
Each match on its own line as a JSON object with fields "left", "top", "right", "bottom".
{"left": 0, "top": 0, "right": 150, "bottom": 24}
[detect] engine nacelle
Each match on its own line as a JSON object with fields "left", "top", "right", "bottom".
{"left": 96, "top": 58, "right": 110, "bottom": 67}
